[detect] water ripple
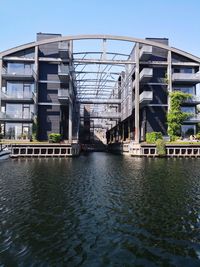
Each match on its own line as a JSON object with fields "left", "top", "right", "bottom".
{"left": 0, "top": 155, "right": 200, "bottom": 266}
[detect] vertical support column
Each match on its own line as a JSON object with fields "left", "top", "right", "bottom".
{"left": 34, "top": 45, "right": 39, "bottom": 138}
{"left": 134, "top": 43, "right": 140, "bottom": 143}
{"left": 68, "top": 101, "right": 72, "bottom": 142}
{"left": 128, "top": 119, "right": 131, "bottom": 140}
{"left": 167, "top": 51, "right": 172, "bottom": 111}
{"left": 0, "top": 57, "right": 2, "bottom": 112}
{"left": 122, "top": 123, "right": 124, "bottom": 141}
{"left": 102, "top": 39, "right": 107, "bottom": 60}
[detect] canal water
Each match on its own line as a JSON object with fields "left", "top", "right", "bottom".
{"left": 0, "top": 153, "right": 200, "bottom": 267}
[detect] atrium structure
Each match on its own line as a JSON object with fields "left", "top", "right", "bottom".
{"left": 0, "top": 33, "right": 200, "bottom": 144}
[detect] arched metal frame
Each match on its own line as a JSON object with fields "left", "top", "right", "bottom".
{"left": 1, "top": 34, "right": 200, "bottom": 63}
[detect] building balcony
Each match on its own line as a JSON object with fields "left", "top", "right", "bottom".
{"left": 58, "top": 64, "right": 70, "bottom": 82}
{"left": 58, "top": 89, "right": 70, "bottom": 104}
{"left": 1, "top": 91, "right": 36, "bottom": 103}
{"left": 133, "top": 91, "right": 153, "bottom": 107}
{"left": 58, "top": 41, "right": 70, "bottom": 60}
{"left": 2, "top": 68, "right": 36, "bottom": 81}
{"left": 184, "top": 113, "right": 200, "bottom": 123}
{"left": 0, "top": 112, "right": 34, "bottom": 122}
{"left": 172, "top": 73, "right": 200, "bottom": 84}
{"left": 140, "top": 45, "right": 152, "bottom": 61}
{"left": 139, "top": 91, "right": 153, "bottom": 105}
{"left": 183, "top": 95, "right": 200, "bottom": 104}
{"left": 140, "top": 68, "right": 153, "bottom": 83}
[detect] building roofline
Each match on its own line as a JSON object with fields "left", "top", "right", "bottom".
{"left": 0, "top": 34, "right": 200, "bottom": 63}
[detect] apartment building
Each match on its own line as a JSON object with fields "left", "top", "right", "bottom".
{"left": 0, "top": 34, "right": 200, "bottom": 143}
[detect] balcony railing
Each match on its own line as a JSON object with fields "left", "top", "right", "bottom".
{"left": 58, "top": 64, "right": 70, "bottom": 82}
{"left": 183, "top": 95, "right": 200, "bottom": 104}
{"left": 0, "top": 111, "right": 34, "bottom": 122}
{"left": 140, "top": 45, "right": 152, "bottom": 61}
{"left": 133, "top": 91, "right": 153, "bottom": 107}
{"left": 2, "top": 67, "right": 35, "bottom": 81}
{"left": 58, "top": 89, "right": 70, "bottom": 104}
{"left": 139, "top": 68, "right": 153, "bottom": 83}
{"left": 58, "top": 41, "right": 70, "bottom": 60}
{"left": 139, "top": 91, "right": 153, "bottom": 104}
{"left": 184, "top": 113, "right": 200, "bottom": 123}
{"left": 1, "top": 91, "right": 35, "bottom": 103}
{"left": 172, "top": 73, "right": 200, "bottom": 84}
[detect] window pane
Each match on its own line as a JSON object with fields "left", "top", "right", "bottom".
{"left": 7, "top": 82, "right": 23, "bottom": 98}
{"left": 6, "top": 104, "right": 22, "bottom": 118}
{"left": 181, "top": 106, "right": 195, "bottom": 113}
{"left": 181, "top": 125, "right": 196, "bottom": 137}
{"left": 5, "top": 123, "right": 22, "bottom": 139}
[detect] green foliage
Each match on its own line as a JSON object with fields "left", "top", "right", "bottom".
{"left": 167, "top": 91, "right": 192, "bottom": 138}
{"left": 196, "top": 133, "right": 200, "bottom": 140}
{"left": 48, "top": 133, "right": 61, "bottom": 143}
{"left": 156, "top": 139, "right": 166, "bottom": 156}
{"left": 0, "top": 133, "right": 3, "bottom": 140}
{"left": 170, "top": 135, "right": 180, "bottom": 142}
{"left": 32, "top": 119, "right": 38, "bottom": 141}
{"left": 146, "top": 132, "right": 162, "bottom": 143}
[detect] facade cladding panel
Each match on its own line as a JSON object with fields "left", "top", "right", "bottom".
{"left": 38, "top": 83, "right": 59, "bottom": 103}
{"left": 38, "top": 105, "right": 60, "bottom": 140}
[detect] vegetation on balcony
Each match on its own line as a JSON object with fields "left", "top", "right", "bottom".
{"left": 167, "top": 91, "right": 192, "bottom": 140}
{"left": 146, "top": 132, "right": 162, "bottom": 143}
{"left": 48, "top": 133, "right": 61, "bottom": 143}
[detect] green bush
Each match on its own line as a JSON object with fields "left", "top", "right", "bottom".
{"left": 170, "top": 135, "right": 180, "bottom": 142}
{"left": 146, "top": 132, "right": 162, "bottom": 143}
{"left": 196, "top": 133, "right": 200, "bottom": 140}
{"left": 156, "top": 139, "right": 166, "bottom": 156}
{"left": 48, "top": 133, "right": 61, "bottom": 143}
{"left": 0, "top": 133, "right": 3, "bottom": 140}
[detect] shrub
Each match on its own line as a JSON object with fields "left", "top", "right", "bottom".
{"left": 0, "top": 133, "right": 3, "bottom": 140}
{"left": 146, "top": 132, "right": 162, "bottom": 143}
{"left": 196, "top": 133, "right": 200, "bottom": 140}
{"left": 170, "top": 135, "right": 180, "bottom": 142}
{"left": 48, "top": 133, "right": 61, "bottom": 143}
{"left": 156, "top": 139, "right": 166, "bottom": 156}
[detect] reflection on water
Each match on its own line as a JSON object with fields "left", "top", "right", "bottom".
{"left": 0, "top": 154, "right": 200, "bottom": 266}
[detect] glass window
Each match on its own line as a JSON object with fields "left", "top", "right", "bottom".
{"left": 181, "top": 106, "right": 195, "bottom": 114}
{"left": 7, "top": 63, "right": 33, "bottom": 75}
{"left": 173, "top": 86, "right": 195, "bottom": 95}
{"left": 24, "top": 84, "right": 32, "bottom": 98}
{"left": 6, "top": 104, "right": 22, "bottom": 118}
{"left": 173, "top": 68, "right": 194, "bottom": 74}
{"left": 5, "top": 123, "right": 22, "bottom": 139}
{"left": 181, "top": 125, "right": 196, "bottom": 137}
{"left": 5, "top": 123, "right": 32, "bottom": 139}
{"left": 7, "top": 82, "right": 23, "bottom": 98}
{"left": 6, "top": 104, "right": 33, "bottom": 119}
{"left": 6, "top": 82, "right": 34, "bottom": 98}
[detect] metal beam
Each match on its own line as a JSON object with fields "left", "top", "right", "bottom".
{"left": 73, "top": 59, "right": 135, "bottom": 65}
{"left": 79, "top": 99, "right": 121, "bottom": 104}
{"left": 80, "top": 112, "right": 121, "bottom": 119}
{"left": 1, "top": 35, "right": 200, "bottom": 64}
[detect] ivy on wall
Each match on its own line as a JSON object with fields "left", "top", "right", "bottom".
{"left": 167, "top": 91, "right": 192, "bottom": 139}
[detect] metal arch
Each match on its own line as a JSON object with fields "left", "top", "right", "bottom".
{"left": 1, "top": 34, "right": 200, "bottom": 63}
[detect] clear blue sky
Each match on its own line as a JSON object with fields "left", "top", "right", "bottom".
{"left": 1, "top": 0, "right": 200, "bottom": 56}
